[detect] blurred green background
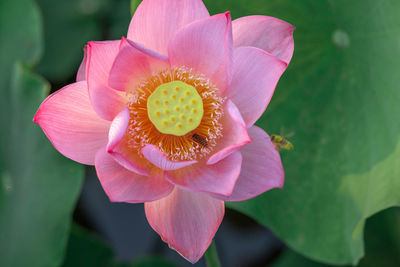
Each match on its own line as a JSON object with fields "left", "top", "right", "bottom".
{"left": 1, "top": 0, "right": 399, "bottom": 266}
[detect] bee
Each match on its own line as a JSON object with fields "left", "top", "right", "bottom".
{"left": 270, "top": 134, "right": 294, "bottom": 151}
{"left": 192, "top": 133, "right": 208, "bottom": 148}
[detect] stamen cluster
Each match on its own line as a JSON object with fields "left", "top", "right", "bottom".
{"left": 127, "top": 67, "right": 224, "bottom": 161}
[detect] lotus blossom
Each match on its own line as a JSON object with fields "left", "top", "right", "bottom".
{"left": 34, "top": 0, "right": 294, "bottom": 263}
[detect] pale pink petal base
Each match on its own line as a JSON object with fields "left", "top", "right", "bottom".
{"left": 207, "top": 100, "right": 251, "bottom": 165}
{"left": 145, "top": 187, "right": 224, "bottom": 263}
{"left": 106, "top": 108, "right": 130, "bottom": 152}
{"left": 214, "top": 126, "right": 284, "bottom": 202}
{"left": 95, "top": 148, "right": 174, "bottom": 203}
{"left": 87, "top": 40, "right": 126, "bottom": 121}
{"left": 166, "top": 152, "right": 242, "bottom": 197}
{"left": 108, "top": 135, "right": 150, "bottom": 176}
{"left": 142, "top": 144, "right": 197, "bottom": 171}
{"left": 34, "top": 81, "right": 110, "bottom": 165}
{"left": 227, "top": 46, "right": 287, "bottom": 127}
{"left": 127, "top": 0, "right": 209, "bottom": 55}
{"left": 233, "top": 15, "right": 295, "bottom": 64}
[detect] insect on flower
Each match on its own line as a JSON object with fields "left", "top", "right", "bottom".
{"left": 192, "top": 133, "right": 208, "bottom": 148}
{"left": 33, "top": 0, "right": 294, "bottom": 263}
{"left": 270, "top": 134, "right": 294, "bottom": 151}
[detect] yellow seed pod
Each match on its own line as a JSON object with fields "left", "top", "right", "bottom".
{"left": 147, "top": 81, "right": 204, "bottom": 136}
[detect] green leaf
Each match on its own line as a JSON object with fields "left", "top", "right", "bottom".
{"left": 131, "top": 257, "right": 178, "bottom": 267}
{"left": 205, "top": 0, "right": 400, "bottom": 264}
{"left": 108, "top": 0, "right": 133, "bottom": 40}
{"left": 359, "top": 208, "right": 400, "bottom": 267}
{"left": 63, "top": 224, "right": 178, "bottom": 267}
{"left": 204, "top": 240, "right": 222, "bottom": 267}
{"left": 0, "top": 1, "right": 84, "bottom": 265}
{"left": 63, "top": 224, "right": 114, "bottom": 267}
{"left": 130, "top": 0, "right": 141, "bottom": 17}
{"left": 273, "top": 208, "right": 400, "bottom": 267}
{"left": 0, "top": 0, "right": 43, "bottom": 88}
{"left": 36, "top": 0, "right": 103, "bottom": 81}
{"left": 0, "top": 63, "right": 84, "bottom": 267}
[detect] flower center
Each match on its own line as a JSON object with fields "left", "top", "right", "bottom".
{"left": 126, "top": 67, "right": 224, "bottom": 161}
{"left": 147, "top": 81, "right": 204, "bottom": 136}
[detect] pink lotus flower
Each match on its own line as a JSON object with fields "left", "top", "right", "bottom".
{"left": 34, "top": 0, "right": 294, "bottom": 263}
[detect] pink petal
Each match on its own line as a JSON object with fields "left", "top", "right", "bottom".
{"left": 141, "top": 144, "right": 197, "bottom": 171}
{"left": 227, "top": 46, "right": 287, "bottom": 127}
{"left": 214, "top": 126, "right": 284, "bottom": 202}
{"left": 233, "top": 15, "right": 295, "bottom": 64}
{"left": 107, "top": 135, "right": 150, "bottom": 176}
{"left": 108, "top": 38, "right": 169, "bottom": 92}
{"left": 106, "top": 108, "right": 130, "bottom": 152}
{"left": 145, "top": 187, "right": 224, "bottom": 263}
{"left": 168, "top": 13, "right": 233, "bottom": 92}
{"left": 166, "top": 152, "right": 242, "bottom": 197}
{"left": 76, "top": 45, "right": 87, "bottom": 81}
{"left": 33, "top": 81, "right": 110, "bottom": 165}
{"left": 108, "top": 151, "right": 149, "bottom": 176}
{"left": 95, "top": 148, "right": 174, "bottom": 203}
{"left": 127, "top": 0, "right": 209, "bottom": 55}
{"left": 207, "top": 100, "right": 251, "bottom": 165}
{"left": 87, "top": 40, "right": 126, "bottom": 121}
